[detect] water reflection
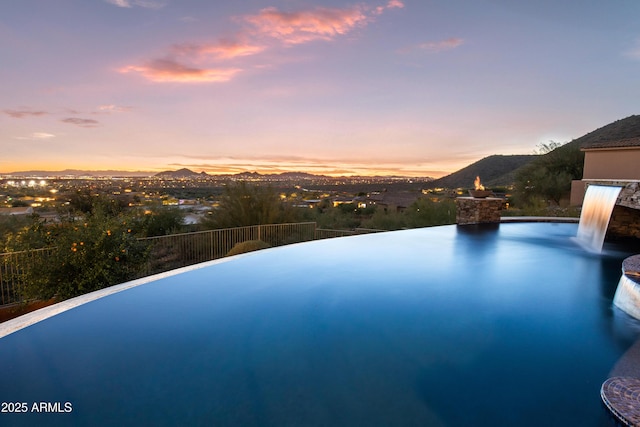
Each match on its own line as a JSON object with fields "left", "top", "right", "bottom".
{"left": 0, "top": 223, "right": 637, "bottom": 426}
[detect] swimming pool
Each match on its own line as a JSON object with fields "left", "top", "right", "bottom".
{"left": 0, "top": 223, "right": 638, "bottom": 426}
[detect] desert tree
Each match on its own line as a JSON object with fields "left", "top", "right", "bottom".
{"left": 515, "top": 141, "right": 584, "bottom": 206}
{"left": 200, "top": 182, "right": 299, "bottom": 229}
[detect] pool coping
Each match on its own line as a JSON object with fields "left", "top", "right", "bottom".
{"left": 0, "top": 219, "right": 583, "bottom": 339}
{"left": 0, "top": 253, "right": 249, "bottom": 339}
{"left": 500, "top": 216, "right": 579, "bottom": 223}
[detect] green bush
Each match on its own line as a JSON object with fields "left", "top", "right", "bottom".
{"left": 514, "top": 142, "right": 584, "bottom": 206}
{"left": 135, "top": 206, "right": 185, "bottom": 237}
{"left": 6, "top": 208, "right": 149, "bottom": 300}
{"left": 226, "top": 240, "right": 271, "bottom": 256}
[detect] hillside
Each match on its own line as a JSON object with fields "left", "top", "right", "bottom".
{"left": 570, "top": 115, "right": 640, "bottom": 148}
{"left": 510, "top": 114, "right": 640, "bottom": 204}
{"left": 426, "top": 115, "right": 640, "bottom": 190}
{"left": 427, "top": 155, "right": 536, "bottom": 189}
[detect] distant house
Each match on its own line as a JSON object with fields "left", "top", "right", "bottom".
{"left": 294, "top": 199, "right": 321, "bottom": 209}
{"left": 570, "top": 137, "right": 640, "bottom": 205}
{"left": 569, "top": 136, "right": 640, "bottom": 239}
{"left": 0, "top": 207, "right": 34, "bottom": 216}
{"left": 366, "top": 193, "right": 421, "bottom": 213}
{"left": 332, "top": 197, "right": 355, "bottom": 208}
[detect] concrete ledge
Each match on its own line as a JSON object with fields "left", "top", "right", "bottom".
{"left": 500, "top": 216, "right": 579, "bottom": 223}
{"left": 0, "top": 253, "right": 251, "bottom": 339}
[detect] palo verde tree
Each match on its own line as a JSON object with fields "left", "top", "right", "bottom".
{"left": 201, "top": 182, "right": 299, "bottom": 229}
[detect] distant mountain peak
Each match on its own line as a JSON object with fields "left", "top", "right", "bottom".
{"left": 155, "top": 168, "right": 207, "bottom": 178}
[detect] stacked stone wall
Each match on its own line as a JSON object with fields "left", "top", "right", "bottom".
{"left": 616, "top": 182, "right": 640, "bottom": 210}
{"left": 455, "top": 197, "right": 504, "bottom": 225}
{"left": 609, "top": 205, "right": 640, "bottom": 239}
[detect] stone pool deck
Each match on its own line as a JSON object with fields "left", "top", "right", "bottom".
{"left": 603, "top": 341, "right": 640, "bottom": 426}
{"left": 601, "top": 377, "right": 640, "bottom": 426}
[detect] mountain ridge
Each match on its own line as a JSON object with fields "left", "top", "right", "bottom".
{"left": 426, "top": 155, "right": 537, "bottom": 189}
{"left": 5, "top": 115, "right": 639, "bottom": 185}
{"left": 3, "top": 169, "right": 433, "bottom": 180}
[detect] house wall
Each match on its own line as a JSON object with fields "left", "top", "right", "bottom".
{"left": 570, "top": 148, "right": 640, "bottom": 206}
{"left": 583, "top": 149, "right": 640, "bottom": 180}
{"left": 570, "top": 180, "right": 587, "bottom": 206}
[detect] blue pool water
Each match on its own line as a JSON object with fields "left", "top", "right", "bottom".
{"left": 0, "top": 223, "right": 638, "bottom": 426}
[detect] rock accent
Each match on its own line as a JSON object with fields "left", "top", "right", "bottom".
{"left": 455, "top": 197, "right": 504, "bottom": 225}
{"left": 616, "top": 181, "right": 640, "bottom": 211}
{"left": 581, "top": 180, "right": 640, "bottom": 210}
{"left": 609, "top": 205, "right": 640, "bottom": 239}
{"left": 623, "top": 255, "right": 640, "bottom": 279}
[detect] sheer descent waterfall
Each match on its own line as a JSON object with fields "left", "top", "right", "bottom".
{"left": 576, "top": 185, "right": 622, "bottom": 253}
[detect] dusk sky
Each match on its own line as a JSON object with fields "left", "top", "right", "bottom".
{"left": 1, "top": 0, "right": 638, "bottom": 177}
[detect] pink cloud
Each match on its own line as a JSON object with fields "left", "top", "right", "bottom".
{"left": 4, "top": 109, "right": 48, "bottom": 118}
{"left": 97, "top": 104, "right": 132, "bottom": 113}
{"left": 119, "top": 1, "right": 401, "bottom": 84}
{"left": 171, "top": 39, "right": 265, "bottom": 60}
{"left": 119, "top": 59, "right": 242, "bottom": 83}
{"left": 15, "top": 132, "right": 56, "bottom": 141}
{"left": 400, "top": 37, "right": 464, "bottom": 54}
{"left": 242, "top": 6, "right": 369, "bottom": 44}
{"left": 61, "top": 117, "right": 100, "bottom": 127}
{"left": 373, "top": 0, "right": 404, "bottom": 15}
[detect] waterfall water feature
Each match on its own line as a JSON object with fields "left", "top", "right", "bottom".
{"left": 614, "top": 274, "right": 640, "bottom": 320}
{"left": 576, "top": 184, "right": 622, "bottom": 253}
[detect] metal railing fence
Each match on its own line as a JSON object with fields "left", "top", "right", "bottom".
{"left": 0, "top": 248, "right": 55, "bottom": 306}
{"left": 139, "top": 222, "right": 317, "bottom": 276}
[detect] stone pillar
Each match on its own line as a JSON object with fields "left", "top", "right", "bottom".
{"left": 455, "top": 197, "right": 504, "bottom": 225}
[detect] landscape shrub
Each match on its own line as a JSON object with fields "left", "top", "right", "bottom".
{"left": 5, "top": 207, "right": 149, "bottom": 300}
{"left": 227, "top": 240, "right": 271, "bottom": 256}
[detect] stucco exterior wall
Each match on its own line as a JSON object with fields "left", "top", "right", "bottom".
{"left": 570, "top": 180, "right": 587, "bottom": 206}
{"left": 583, "top": 149, "right": 640, "bottom": 180}
{"left": 570, "top": 147, "right": 640, "bottom": 206}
